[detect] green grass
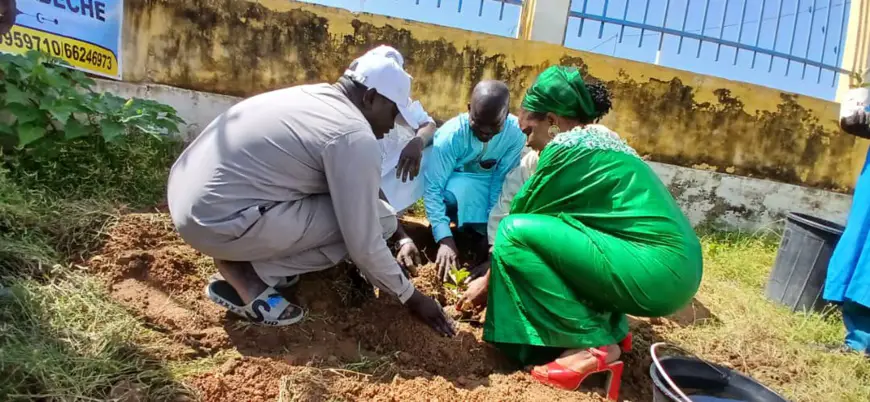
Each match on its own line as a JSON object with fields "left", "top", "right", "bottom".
{"left": 404, "top": 198, "right": 426, "bottom": 218}
{"left": 0, "top": 273, "right": 188, "bottom": 401}
{"left": 663, "top": 232, "right": 870, "bottom": 402}
{"left": 0, "top": 109, "right": 186, "bottom": 400}
{"left": 167, "top": 350, "right": 242, "bottom": 380}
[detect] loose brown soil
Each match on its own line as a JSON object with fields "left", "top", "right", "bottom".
{"left": 88, "top": 213, "right": 707, "bottom": 401}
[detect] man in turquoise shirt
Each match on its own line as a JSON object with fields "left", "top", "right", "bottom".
{"left": 423, "top": 81, "right": 525, "bottom": 281}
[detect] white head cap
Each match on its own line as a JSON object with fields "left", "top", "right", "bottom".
{"left": 348, "top": 45, "right": 405, "bottom": 70}
{"left": 345, "top": 50, "right": 418, "bottom": 130}
{"left": 364, "top": 45, "right": 404, "bottom": 67}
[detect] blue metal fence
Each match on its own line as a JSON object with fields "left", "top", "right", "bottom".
{"left": 565, "top": 0, "right": 852, "bottom": 99}
{"left": 300, "top": 0, "right": 523, "bottom": 38}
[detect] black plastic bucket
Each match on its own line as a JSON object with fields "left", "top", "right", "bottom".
{"left": 765, "top": 212, "right": 844, "bottom": 313}
{"left": 650, "top": 344, "right": 788, "bottom": 402}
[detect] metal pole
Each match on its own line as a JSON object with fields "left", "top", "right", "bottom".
{"left": 639, "top": 0, "right": 652, "bottom": 47}
{"left": 751, "top": 0, "right": 767, "bottom": 68}
{"left": 657, "top": 0, "right": 672, "bottom": 65}
{"left": 734, "top": 0, "right": 748, "bottom": 64}
{"left": 619, "top": 0, "right": 631, "bottom": 43}
{"left": 832, "top": 0, "right": 848, "bottom": 86}
{"left": 716, "top": 0, "right": 731, "bottom": 61}
{"left": 698, "top": 0, "right": 711, "bottom": 57}
{"left": 817, "top": 0, "right": 834, "bottom": 82}
{"left": 786, "top": 0, "right": 802, "bottom": 75}
{"left": 769, "top": 0, "right": 785, "bottom": 72}
{"left": 578, "top": 0, "right": 589, "bottom": 37}
{"left": 599, "top": 0, "right": 611, "bottom": 39}
{"left": 678, "top": 0, "right": 691, "bottom": 54}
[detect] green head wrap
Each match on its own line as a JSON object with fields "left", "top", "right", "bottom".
{"left": 521, "top": 66, "right": 596, "bottom": 120}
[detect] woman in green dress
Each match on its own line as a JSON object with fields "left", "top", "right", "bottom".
{"left": 458, "top": 66, "right": 703, "bottom": 398}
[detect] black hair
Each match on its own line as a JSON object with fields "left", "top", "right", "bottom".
{"left": 584, "top": 80, "right": 612, "bottom": 123}
{"left": 525, "top": 80, "right": 613, "bottom": 124}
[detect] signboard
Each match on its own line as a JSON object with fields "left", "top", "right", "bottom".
{"left": 0, "top": 1, "right": 123, "bottom": 79}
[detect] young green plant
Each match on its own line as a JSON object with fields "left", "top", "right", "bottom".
{"left": 443, "top": 266, "right": 471, "bottom": 302}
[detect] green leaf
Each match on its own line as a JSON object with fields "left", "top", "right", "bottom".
{"left": 101, "top": 93, "right": 126, "bottom": 111}
{"left": 155, "top": 118, "right": 180, "bottom": 135}
{"left": 10, "top": 55, "right": 34, "bottom": 71}
{"left": 7, "top": 103, "right": 45, "bottom": 126}
{"left": 69, "top": 70, "right": 96, "bottom": 89}
{"left": 449, "top": 268, "right": 470, "bottom": 285}
{"left": 42, "top": 68, "right": 71, "bottom": 90}
{"left": 46, "top": 101, "right": 80, "bottom": 124}
{"left": 17, "top": 123, "right": 46, "bottom": 147}
{"left": 4, "top": 84, "right": 32, "bottom": 106}
{"left": 100, "top": 119, "right": 125, "bottom": 142}
{"left": 0, "top": 122, "right": 13, "bottom": 136}
{"left": 63, "top": 118, "right": 91, "bottom": 140}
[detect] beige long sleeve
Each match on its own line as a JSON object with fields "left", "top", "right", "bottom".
{"left": 487, "top": 150, "right": 539, "bottom": 245}
{"left": 323, "top": 130, "right": 415, "bottom": 303}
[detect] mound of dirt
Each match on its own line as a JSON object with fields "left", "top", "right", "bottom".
{"left": 88, "top": 213, "right": 701, "bottom": 401}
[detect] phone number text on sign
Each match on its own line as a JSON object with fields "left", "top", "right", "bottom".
{"left": 0, "top": 25, "right": 118, "bottom": 77}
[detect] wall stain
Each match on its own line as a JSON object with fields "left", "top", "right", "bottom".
{"left": 123, "top": 0, "right": 861, "bottom": 193}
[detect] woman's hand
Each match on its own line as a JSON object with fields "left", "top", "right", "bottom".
{"left": 396, "top": 136, "right": 425, "bottom": 182}
{"left": 395, "top": 240, "right": 422, "bottom": 277}
{"left": 435, "top": 237, "right": 459, "bottom": 282}
{"left": 457, "top": 275, "right": 489, "bottom": 310}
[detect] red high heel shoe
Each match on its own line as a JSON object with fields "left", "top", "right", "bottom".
{"left": 530, "top": 333, "right": 633, "bottom": 401}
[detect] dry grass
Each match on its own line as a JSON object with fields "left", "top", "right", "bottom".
{"left": 665, "top": 232, "right": 870, "bottom": 401}
{"left": 0, "top": 273, "right": 191, "bottom": 401}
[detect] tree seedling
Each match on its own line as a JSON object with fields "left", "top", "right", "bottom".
{"left": 445, "top": 266, "right": 470, "bottom": 288}
{"left": 444, "top": 266, "right": 478, "bottom": 314}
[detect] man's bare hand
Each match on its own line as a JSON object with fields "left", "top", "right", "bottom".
{"left": 396, "top": 240, "right": 422, "bottom": 277}
{"left": 396, "top": 136, "right": 424, "bottom": 182}
{"left": 435, "top": 237, "right": 459, "bottom": 282}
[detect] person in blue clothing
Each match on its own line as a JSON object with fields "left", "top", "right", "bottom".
{"left": 422, "top": 80, "right": 526, "bottom": 281}
{"left": 826, "top": 108, "right": 870, "bottom": 355}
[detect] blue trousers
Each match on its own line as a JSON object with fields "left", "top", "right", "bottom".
{"left": 843, "top": 301, "right": 870, "bottom": 354}
{"left": 826, "top": 146, "right": 870, "bottom": 353}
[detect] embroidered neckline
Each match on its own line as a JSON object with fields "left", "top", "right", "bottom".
{"left": 550, "top": 125, "right": 639, "bottom": 158}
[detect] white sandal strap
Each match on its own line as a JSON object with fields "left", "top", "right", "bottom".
{"left": 243, "top": 287, "right": 303, "bottom": 326}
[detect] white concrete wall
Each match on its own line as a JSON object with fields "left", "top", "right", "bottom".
{"left": 650, "top": 162, "right": 851, "bottom": 232}
{"left": 95, "top": 80, "right": 854, "bottom": 232}
{"left": 522, "top": 0, "right": 572, "bottom": 45}
{"left": 92, "top": 79, "right": 241, "bottom": 140}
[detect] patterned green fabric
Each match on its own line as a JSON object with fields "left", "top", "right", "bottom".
{"left": 520, "top": 66, "right": 595, "bottom": 120}
{"left": 483, "top": 125, "right": 704, "bottom": 366}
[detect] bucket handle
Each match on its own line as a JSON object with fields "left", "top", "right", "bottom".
{"left": 650, "top": 342, "right": 730, "bottom": 402}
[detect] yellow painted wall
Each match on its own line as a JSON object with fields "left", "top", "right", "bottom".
{"left": 122, "top": 0, "right": 867, "bottom": 193}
